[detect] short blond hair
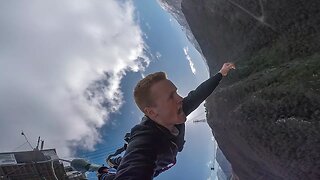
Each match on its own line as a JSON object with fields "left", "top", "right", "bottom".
{"left": 134, "top": 72, "right": 167, "bottom": 113}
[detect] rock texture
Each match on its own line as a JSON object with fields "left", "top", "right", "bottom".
{"left": 157, "top": 0, "right": 203, "bottom": 54}
{"left": 159, "top": 0, "right": 320, "bottom": 179}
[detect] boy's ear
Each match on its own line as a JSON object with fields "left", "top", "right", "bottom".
{"left": 144, "top": 107, "right": 157, "bottom": 119}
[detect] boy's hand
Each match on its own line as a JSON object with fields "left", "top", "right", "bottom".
{"left": 219, "top": 62, "right": 236, "bottom": 76}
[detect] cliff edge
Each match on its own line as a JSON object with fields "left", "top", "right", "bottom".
{"left": 159, "top": 0, "right": 320, "bottom": 179}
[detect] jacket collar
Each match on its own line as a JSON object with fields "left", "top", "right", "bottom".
{"left": 141, "top": 116, "right": 185, "bottom": 144}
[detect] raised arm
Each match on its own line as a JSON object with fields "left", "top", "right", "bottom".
{"left": 182, "top": 62, "right": 235, "bottom": 116}
{"left": 182, "top": 72, "right": 222, "bottom": 116}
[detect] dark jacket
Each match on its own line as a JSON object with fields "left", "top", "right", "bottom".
{"left": 114, "top": 72, "right": 223, "bottom": 180}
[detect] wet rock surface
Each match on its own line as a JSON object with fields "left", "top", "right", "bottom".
{"left": 160, "top": 0, "right": 320, "bottom": 179}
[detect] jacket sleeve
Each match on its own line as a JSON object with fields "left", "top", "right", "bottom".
{"left": 114, "top": 128, "right": 157, "bottom": 180}
{"left": 182, "top": 72, "right": 222, "bottom": 116}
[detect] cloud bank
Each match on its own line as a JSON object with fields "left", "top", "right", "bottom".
{"left": 0, "top": 0, "right": 148, "bottom": 156}
{"left": 183, "top": 47, "right": 196, "bottom": 75}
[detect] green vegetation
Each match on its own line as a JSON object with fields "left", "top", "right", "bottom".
{"left": 208, "top": 39, "right": 320, "bottom": 169}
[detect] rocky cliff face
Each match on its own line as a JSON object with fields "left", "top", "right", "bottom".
{"left": 157, "top": 0, "right": 203, "bottom": 55}
{"left": 159, "top": 0, "right": 320, "bottom": 179}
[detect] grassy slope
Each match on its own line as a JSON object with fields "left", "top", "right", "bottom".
{"left": 207, "top": 39, "right": 320, "bottom": 178}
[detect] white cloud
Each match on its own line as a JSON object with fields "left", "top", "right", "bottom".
{"left": 0, "top": 0, "right": 149, "bottom": 157}
{"left": 211, "top": 136, "right": 215, "bottom": 142}
{"left": 207, "top": 160, "right": 214, "bottom": 168}
{"left": 155, "top": 51, "right": 162, "bottom": 59}
{"left": 185, "top": 102, "right": 206, "bottom": 124}
{"left": 145, "top": 22, "right": 151, "bottom": 30}
{"left": 143, "top": 32, "right": 149, "bottom": 39}
{"left": 183, "top": 47, "right": 196, "bottom": 75}
{"left": 206, "top": 160, "right": 217, "bottom": 180}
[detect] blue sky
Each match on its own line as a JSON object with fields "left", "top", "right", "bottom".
{"left": 0, "top": 0, "right": 219, "bottom": 179}
{"left": 83, "top": 0, "right": 218, "bottom": 179}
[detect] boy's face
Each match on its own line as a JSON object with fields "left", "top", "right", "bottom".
{"left": 146, "top": 79, "right": 186, "bottom": 125}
